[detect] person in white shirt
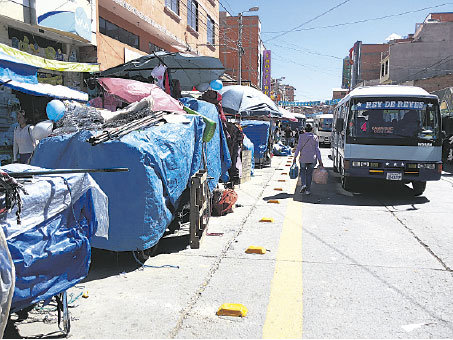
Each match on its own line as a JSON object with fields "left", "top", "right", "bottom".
{"left": 13, "top": 110, "right": 37, "bottom": 164}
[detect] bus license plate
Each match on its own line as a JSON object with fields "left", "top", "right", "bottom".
{"left": 386, "top": 172, "right": 402, "bottom": 181}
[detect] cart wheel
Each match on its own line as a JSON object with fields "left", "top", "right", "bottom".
{"left": 56, "top": 291, "right": 70, "bottom": 335}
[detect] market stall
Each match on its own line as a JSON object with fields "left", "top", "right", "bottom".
{"left": 0, "top": 164, "right": 108, "bottom": 334}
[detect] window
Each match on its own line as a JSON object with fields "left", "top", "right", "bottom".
{"left": 187, "top": 0, "right": 198, "bottom": 31}
{"left": 149, "top": 42, "right": 164, "bottom": 53}
{"left": 207, "top": 15, "right": 215, "bottom": 45}
{"left": 99, "top": 17, "right": 139, "bottom": 50}
{"left": 165, "top": 0, "right": 180, "bottom": 16}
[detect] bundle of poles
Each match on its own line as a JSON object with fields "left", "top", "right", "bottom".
{"left": 87, "top": 111, "right": 165, "bottom": 146}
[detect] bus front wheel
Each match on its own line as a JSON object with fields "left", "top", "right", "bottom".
{"left": 412, "top": 181, "right": 426, "bottom": 196}
{"left": 341, "top": 168, "right": 353, "bottom": 191}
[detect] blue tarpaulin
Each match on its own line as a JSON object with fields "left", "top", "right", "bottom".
{"left": 240, "top": 120, "right": 270, "bottom": 160}
{"left": 31, "top": 116, "right": 215, "bottom": 252}
{"left": 179, "top": 98, "right": 231, "bottom": 189}
{"left": 0, "top": 50, "right": 88, "bottom": 101}
{"left": 0, "top": 164, "right": 107, "bottom": 312}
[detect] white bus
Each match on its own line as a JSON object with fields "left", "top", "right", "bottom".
{"left": 331, "top": 85, "right": 442, "bottom": 196}
{"left": 313, "top": 113, "right": 333, "bottom": 145}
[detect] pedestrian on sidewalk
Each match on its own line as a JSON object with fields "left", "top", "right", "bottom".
{"left": 293, "top": 123, "right": 323, "bottom": 195}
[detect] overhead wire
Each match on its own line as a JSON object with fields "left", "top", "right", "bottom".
{"left": 262, "top": 2, "right": 453, "bottom": 34}
{"left": 264, "top": 0, "right": 352, "bottom": 42}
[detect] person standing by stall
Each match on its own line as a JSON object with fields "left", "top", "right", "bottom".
{"left": 293, "top": 123, "right": 323, "bottom": 195}
{"left": 13, "top": 110, "right": 36, "bottom": 164}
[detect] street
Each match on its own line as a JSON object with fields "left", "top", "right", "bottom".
{"left": 7, "top": 148, "right": 453, "bottom": 339}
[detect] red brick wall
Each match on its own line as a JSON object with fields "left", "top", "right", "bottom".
{"left": 219, "top": 13, "right": 260, "bottom": 87}
{"left": 360, "top": 44, "right": 389, "bottom": 81}
{"left": 430, "top": 13, "right": 453, "bottom": 22}
{"left": 413, "top": 74, "right": 453, "bottom": 93}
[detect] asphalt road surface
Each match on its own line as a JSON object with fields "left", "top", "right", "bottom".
{"left": 6, "top": 147, "right": 453, "bottom": 339}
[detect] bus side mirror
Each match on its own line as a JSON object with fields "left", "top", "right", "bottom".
{"left": 335, "top": 118, "right": 344, "bottom": 132}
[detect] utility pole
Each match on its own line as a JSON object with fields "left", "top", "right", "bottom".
{"left": 237, "top": 7, "right": 258, "bottom": 86}
{"left": 238, "top": 13, "right": 243, "bottom": 85}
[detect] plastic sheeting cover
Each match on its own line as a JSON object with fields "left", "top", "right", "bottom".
{"left": 1, "top": 164, "right": 108, "bottom": 240}
{"left": 240, "top": 120, "right": 270, "bottom": 159}
{"left": 179, "top": 98, "right": 231, "bottom": 190}
{"left": 31, "top": 117, "right": 207, "bottom": 251}
{"left": 0, "top": 227, "right": 14, "bottom": 336}
{"left": 0, "top": 164, "right": 106, "bottom": 312}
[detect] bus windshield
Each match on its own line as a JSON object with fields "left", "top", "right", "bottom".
{"left": 348, "top": 99, "right": 440, "bottom": 141}
{"left": 318, "top": 118, "right": 333, "bottom": 132}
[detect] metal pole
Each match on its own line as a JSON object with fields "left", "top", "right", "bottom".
{"left": 238, "top": 13, "right": 243, "bottom": 86}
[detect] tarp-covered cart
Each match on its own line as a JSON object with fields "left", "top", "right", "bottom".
{"left": 0, "top": 164, "right": 108, "bottom": 336}
{"left": 240, "top": 120, "right": 272, "bottom": 168}
{"left": 30, "top": 87, "right": 231, "bottom": 256}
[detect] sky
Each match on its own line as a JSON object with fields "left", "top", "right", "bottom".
{"left": 218, "top": 0, "right": 453, "bottom": 101}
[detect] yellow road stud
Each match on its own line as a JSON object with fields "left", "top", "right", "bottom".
{"left": 278, "top": 179, "right": 286, "bottom": 182}
{"left": 245, "top": 246, "right": 267, "bottom": 254}
{"left": 82, "top": 290, "right": 89, "bottom": 298}
{"left": 274, "top": 187, "right": 283, "bottom": 191}
{"left": 217, "top": 303, "right": 248, "bottom": 317}
{"left": 281, "top": 172, "right": 288, "bottom": 175}
{"left": 260, "top": 217, "right": 274, "bottom": 223}
{"left": 267, "top": 199, "right": 280, "bottom": 204}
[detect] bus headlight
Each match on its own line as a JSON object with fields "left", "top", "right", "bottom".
{"left": 352, "top": 161, "right": 361, "bottom": 167}
{"left": 407, "top": 163, "right": 418, "bottom": 169}
{"left": 360, "top": 162, "right": 369, "bottom": 167}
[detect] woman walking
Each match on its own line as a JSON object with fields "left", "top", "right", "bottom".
{"left": 293, "top": 123, "right": 323, "bottom": 195}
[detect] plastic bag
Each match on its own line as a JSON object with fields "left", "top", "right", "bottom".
{"left": 313, "top": 167, "right": 328, "bottom": 184}
{"left": 289, "top": 163, "right": 299, "bottom": 179}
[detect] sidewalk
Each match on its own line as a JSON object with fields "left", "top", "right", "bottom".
{"left": 9, "top": 155, "right": 300, "bottom": 339}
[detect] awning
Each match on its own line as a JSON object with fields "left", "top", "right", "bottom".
{"left": 0, "top": 51, "right": 88, "bottom": 101}
{"left": 2, "top": 79, "right": 88, "bottom": 101}
{"left": 100, "top": 51, "right": 224, "bottom": 91}
{"left": 0, "top": 42, "right": 99, "bottom": 73}
{"left": 0, "top": 51, "right": 37, "bottom": 85}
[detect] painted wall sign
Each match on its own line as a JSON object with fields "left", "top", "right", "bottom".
{"left": 262, "top": 50, "right": 271, "bottom": 97}
{"left": 35, "top": 0, "right": 94, "bottom": 43}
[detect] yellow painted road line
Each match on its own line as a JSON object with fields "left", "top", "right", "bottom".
{"left": 263, "top": 182, "right": 303, "bottom": 339}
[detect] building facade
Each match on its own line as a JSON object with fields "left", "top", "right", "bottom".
{"left": 348, "top": 41, "right": 389, "bottom": 89}
{"left": 98, "top": 0, "right": 220, "bottom": 71}
{"left": 219, "top": 11, "right": 262, "bottom": 88}
{"left": 0, "top": 0, "right": 98, "bottom": 163}
{"left": 380, "top": 15, "right": 453, "bottom": 86}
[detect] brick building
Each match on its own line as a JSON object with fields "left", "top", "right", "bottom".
{"left": 219, "top": 11, "right": 263, "bottom": 88}
{"left": 380, "top": 12, "right": 453, "bottom": 88}
{"left": 349, "top": 41, "right": 389, "bottom": 89}
{"left": 98, "top": 0, "right": 220, "bottom": 71}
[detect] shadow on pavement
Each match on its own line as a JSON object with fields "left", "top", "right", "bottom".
{"left": 81, "top": 248, "right": 143, "bottom": 283}
{"left": 292, "top": 168, "right": 430, "bottom": 207}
